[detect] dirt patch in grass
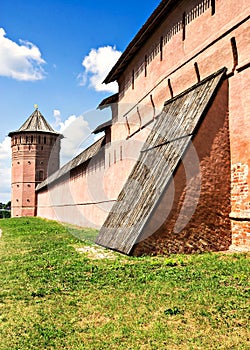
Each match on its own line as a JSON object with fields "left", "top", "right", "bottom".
{"left": 75, "top": 245, "right": 117, "bottom": 259}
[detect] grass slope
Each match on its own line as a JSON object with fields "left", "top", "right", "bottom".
{"left": 0, "top": 217, "right": 249, "bottom": 349}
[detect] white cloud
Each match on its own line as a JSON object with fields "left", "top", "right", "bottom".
{"left": 56, "top": 113, "right": 93, "bottom": 165}
{"left": 53, "top": 109, "right": 62, "bottom": 127}
{"left": 0, "top": 137, "right": 11, "bottom": 203}
{"left": 0, "top": 137, "right": 11, "bottom": 160}
{"left": 78, "top": 45, "right": 122, "bottom": 93}
{"left": 0, "top": 28, "right": 46, "bottom": 81}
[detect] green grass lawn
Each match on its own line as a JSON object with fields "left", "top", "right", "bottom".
{"left": 0, "top": 217, "right": 249, "bottom": 349}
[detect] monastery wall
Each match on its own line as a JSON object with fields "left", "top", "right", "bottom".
{"left": 110, "top": 0, "right": 250, "bottom": 250}
{"left": 133, "top": 80, "right": 232, "bottom": 255}
{"left": 112, "top": 0, "right": 249, "bottom": 139}
{"left": 116, "top": 0, "right": 249, "bottom": 110}
{"left": 36, "top": 0, "right": 250, "bottom": 250}
{"left": 229, "top": 68, "right": 250, "bottom": 250}
{"left": 37, "top": 133, "right": 149, "bottom": 228}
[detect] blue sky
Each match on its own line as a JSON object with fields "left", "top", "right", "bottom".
{"left": 0, "top": 0, "right": 160, "bottom": 203}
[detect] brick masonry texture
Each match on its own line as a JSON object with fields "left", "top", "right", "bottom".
{"left": 10, "top": 133, "right": 60, "bottom": 217}
{"left": 133, "top": 80, "right": 232, "bottom": 255}
{"left": 10, "top": 0, "right": 250, "bottom": 253}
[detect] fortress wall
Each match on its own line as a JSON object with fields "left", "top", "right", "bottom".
{"left": 133, "top": 80, "right": 232, "bottom": 255}
{"left": 112, "top": 0, "right": 250, "bottom": 251}
{"left": 37, "top": 0, "right": 250, "bottom": 249}
{"left": 36, "top": 133, "right": 148, "bottom": 228}
{"left": 229, "top": 67, "right": 250, "bottom": 250}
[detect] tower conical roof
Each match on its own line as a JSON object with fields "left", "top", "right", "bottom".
{"left": 9, "top": 109, "right": 60, "bottom": 136}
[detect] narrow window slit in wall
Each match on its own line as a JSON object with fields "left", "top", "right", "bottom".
{"left": 137, "top": 106, "right": 142, "bottom": 128}
{"left": 230, "top": 37, "right": 238, "bottom": 72}
{"left": 211, "top": 0, "right": 215, "bottom": 15}
{"left": 168, "top": 79, "right": 174, "bottom": 99}
{"left": 132, "top": 70, "right": 135, "bottom": 90}
{"left": 126, "top": 116, "right": 131, "bottom": 137}
{"left": 109, "top": 153, "right": 111, "bottom": 167}
{"left": 160, "top": 36, "right": 163, "bottom": 61}
{"left": 144, "top": 55, "right": 147, "bottom": 77}
{"left": 120, "top": 146, "right": 123, "bottom": 161}
{"left": 182, "top": 12, "right": 186, "bottom": 41}
{"left": 194, "top": 62, "right": 201, "bottom": 82}
{"left": 150, "top": 95, "right": 156, "bottom": 119}
{"left": 39, "top": 170, "right": 44, "bottom": 181}
{"left": 114, "top": 150, "right": 116, "bottom": 164}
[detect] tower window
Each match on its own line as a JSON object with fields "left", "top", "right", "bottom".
{"left": 44, "top": 137, "right": 46, "bottom": 144}
{"left": 38, "top": 170, "right": 44, "bottom": 181}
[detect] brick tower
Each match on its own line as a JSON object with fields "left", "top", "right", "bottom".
{"left": 8, "top": 108, "right": 62, "bottom": 217}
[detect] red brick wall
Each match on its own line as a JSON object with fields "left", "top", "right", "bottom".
{"left": 133, "top": 80, "right": 232, "bottom": 255}
{"left": 35, "top": 0, "right": 250, "bottom": 252}
{"left": 229, "top": 68, "right": 250, "bottom": 250}
{"left": 112, "top": 0, "right": 250, "bottom": 253}
{"left": 36, "top": 137, "right": 144, "bottom": 228}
